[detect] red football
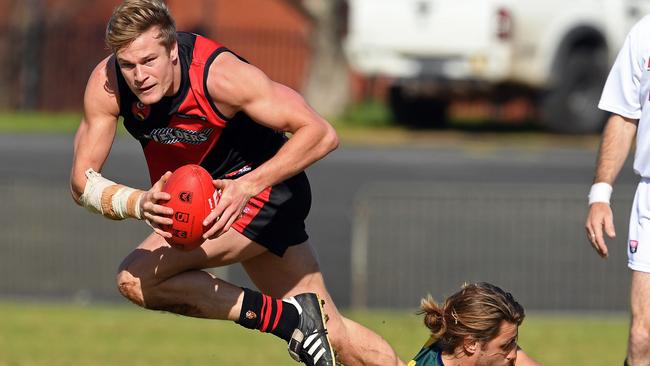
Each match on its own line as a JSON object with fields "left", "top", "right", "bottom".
{"left": 160, "top": 164, "right": 218, "bottom": 250}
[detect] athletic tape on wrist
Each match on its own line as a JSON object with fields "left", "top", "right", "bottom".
{"left": 588, "top": 182, "right": 613, "bottom": 205}
{"left": 80, "top": 169, "right": 115, "bottom": 214}
{"left": 80, "top": 169, "right": 144, "bottom": 220}
{"left": 112, "top": 186, "right": 143, "bottom": 219}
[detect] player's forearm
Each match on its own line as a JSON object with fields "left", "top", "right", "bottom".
{"left": 70, "top": 113, "right": 119, "bottom": 201}
{"left": 70, "top": 122, "right": 99, "bottom": 204}
{"left": 70, "top": 171, "right": 86, "bottom": 205}
{"left": 70, "top": 120, "right": 145, "bottom": 219}
{"left": 594, "top": 114, "right": 637, "bottom": 185}
{"left": 238, "top": 121, "right": 339, "bottom": 193}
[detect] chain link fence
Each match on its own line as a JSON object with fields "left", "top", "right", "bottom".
{"left": 351, "top": 182, "right": 634, "bottom": 312}
{"left": 0, "top": 180, "right": 153, "bottom": 303}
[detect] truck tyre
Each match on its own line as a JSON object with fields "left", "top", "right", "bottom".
{"left": 539, "top": 48, "right": 609, "bottom": 133}
{"left": 388, "top": 86, "right": 449, "bottom": 128}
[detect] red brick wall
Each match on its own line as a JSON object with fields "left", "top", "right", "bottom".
{"left": 0, "top": 0, "right": 312, "bottom": 110}
{"left": 209, "top": 0, "right": 311, "bottom": 92}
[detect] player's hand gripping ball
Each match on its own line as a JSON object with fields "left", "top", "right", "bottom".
{"left": 160, "top": 164, "right": 219, "bottom": 250}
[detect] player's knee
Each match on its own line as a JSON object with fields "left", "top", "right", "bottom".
{"left": 116, "top": 270, "right": 145, "bottom": 307}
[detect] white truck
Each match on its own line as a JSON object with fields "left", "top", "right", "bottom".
{"left": 344, "top": 0, "right": 650, "bottom": 133}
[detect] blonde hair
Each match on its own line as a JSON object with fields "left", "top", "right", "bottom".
{"left": 105, "top": 0, "right": 176, "bottom": 53}
{"left": 419, "top": 282, "right": 524, "bottom": 354}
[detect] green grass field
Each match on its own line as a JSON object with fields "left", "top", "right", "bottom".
{"left": 0, "top": 112, "right": 82, "bottom": 133}
{"left": 0, "top": 302, "right": 628, "bottom": 365}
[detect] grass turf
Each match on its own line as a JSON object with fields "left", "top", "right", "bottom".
{"left": 0, "top": 302, "right": 628, "bottom": 365}
{"left": 0, "top": 112, "right": 82, "bottom": 133}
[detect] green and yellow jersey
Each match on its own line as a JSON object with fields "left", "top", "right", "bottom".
{"left": 408, "top": 337, "right": 444, "bottom": 366}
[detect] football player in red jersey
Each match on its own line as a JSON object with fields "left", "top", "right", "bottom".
{"left": 69, "top": 1, "right": 402, "bottom": 365}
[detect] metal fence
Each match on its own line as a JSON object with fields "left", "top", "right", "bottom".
{"left": 0, "top": 180, "right": 153, "bottom": 302}
{"left": 350, "top": 182, "right": 634, "bottom": 312}
{"left": 0, "top": 177, "right": 636, "bottom": 312}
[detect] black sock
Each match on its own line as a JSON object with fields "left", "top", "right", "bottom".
{"left": 236, "top": 287, "right": 299, "bottom": 342}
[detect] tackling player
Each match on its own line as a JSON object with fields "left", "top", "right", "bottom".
{"left": 69, "top": 0, "right": 403, "bottom": 365}
{"left": 409, "top": 283, "right": 540, "bottom": 366}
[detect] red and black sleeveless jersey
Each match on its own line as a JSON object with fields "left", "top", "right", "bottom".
{"left": 116, "top": 33, "right": 310, "bottom": 255}
{"left": 116, "top": 32, "right": 286, "bottom": 185}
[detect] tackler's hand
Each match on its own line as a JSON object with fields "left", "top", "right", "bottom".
{"left": 140, "top": 171, "right": 174, "bottom": 238}
{"left": 585, "top": 202, "right": 616, "bottom": 259}
{"left": 203, "top": 178, "right": 254, "bottom": 239}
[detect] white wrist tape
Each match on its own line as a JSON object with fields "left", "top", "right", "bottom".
{"left": 111, "top": 186, "right": 143, "bottom": 219}
{"left": 588, "top": 182, "right": 613, "bottom": 205}
{"left": 80, "top": 169, "right": 115, "bottom": 214}
{"left": 79, "top": 169, "right": 144, "bottom": 220}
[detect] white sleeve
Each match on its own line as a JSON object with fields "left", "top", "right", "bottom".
{"left": 598, "top": 20, "right": 646, "bottom": 120}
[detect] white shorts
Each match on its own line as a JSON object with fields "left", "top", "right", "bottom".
{"left": 629, "top": 178, "right": 650, "bottom": 272}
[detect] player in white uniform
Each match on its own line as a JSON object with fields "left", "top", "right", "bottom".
{"left": 586, "top": 15, "right": 650, "bottom": 366}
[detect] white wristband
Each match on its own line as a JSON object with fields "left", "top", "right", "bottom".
{"left": 588, "top": 182, "right": 613, "bottom": 205}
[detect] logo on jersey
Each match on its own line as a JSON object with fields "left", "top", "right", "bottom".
{"left": 131, "top": 101, "right": 151, "bottom": 121}
{"left": 144, "top": 127, "right": 214, "bottom": 145}
{"left": 225, "top": 165, "right": 252, "bottom": 178}
{"left": 630, "top": 240, "right": 639, "bottom": 254}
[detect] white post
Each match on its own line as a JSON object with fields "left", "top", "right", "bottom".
{"left": 351, "top": 198, "right": 369, "bottom": 309}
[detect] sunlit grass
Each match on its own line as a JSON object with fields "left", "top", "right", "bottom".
{"left": 0, "top": 111, "right": 81, "bottom": 133}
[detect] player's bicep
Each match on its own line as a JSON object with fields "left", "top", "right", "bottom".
{"left": 243, "top": 80, "right": 315, "bottom": 133}
{"left": 207, "top": 53, "right": 316, "bottom": 132}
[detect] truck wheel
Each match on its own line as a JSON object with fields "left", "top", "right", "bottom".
{"left": 388, "top": 86, "right": 449, "bottom": 128}
{"left": 539, "top": 48, "right": 608, "bottom": 134}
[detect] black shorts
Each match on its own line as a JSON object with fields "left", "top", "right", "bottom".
{"left": 231, "top": 172, "right": 311, "bottom": 256}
